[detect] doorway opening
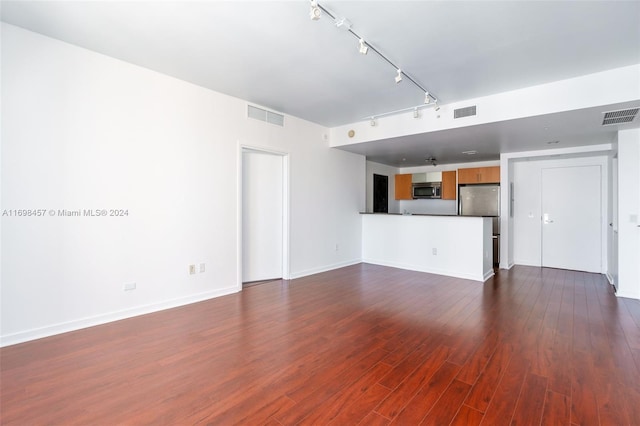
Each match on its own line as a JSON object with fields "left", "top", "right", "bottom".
{"left": 240, "top": 146, "right": 289, "bottom": 288}
{"left": 373, "top": 174, "right": 389, "bottom": 213}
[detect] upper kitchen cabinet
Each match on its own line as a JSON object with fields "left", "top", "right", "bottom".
{"left": 412, "top": 172, "right": 442, "bottom": 183}
{"left": 441, "top": 171, "right": 457, "bottom": 200}
{"left": 457, "top": 166, "right": 500, "bottom": 184}
{"left": 394, "top": 173, "right": 413, "bottom": 200}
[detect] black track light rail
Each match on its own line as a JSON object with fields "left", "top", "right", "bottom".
{"left": 316, "top": 2, "right": 438, "bottom": 104}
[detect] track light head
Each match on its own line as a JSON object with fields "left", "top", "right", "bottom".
{"left": 434, "top": 102, "right": 440, "bottom": 112}
{"left": 413, "top": 108, "right": 419, "bottom": 119}
{"left": 370, "top": 117, "right": 376, "bottom": 127}
{"left": 424, "top": 92, "right": 431, "bottom": 104}
{"left": 310, "top": 1, "right": 321, "bottom": 20}
{"left": 395, "top": 69, "right": 403, "bottom": 84}
{"left": 358, "top": 38, "right": 368, "bottom": 55}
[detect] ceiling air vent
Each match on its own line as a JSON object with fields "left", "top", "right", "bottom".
{"left": 454, "top": 105, "right": 477, "bottom": 119}
{"left": 248, "top": 105, "right": 284, "bottom": 126}
{"left": 602, "top": 108, "right": 639, "bottom": 126}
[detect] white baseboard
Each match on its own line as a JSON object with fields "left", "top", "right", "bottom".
{"left": 499, "top": 262, "right": 515, "bottom": 270}
{"left": 289, "top": 259, "right": 362, "bottom": 280}
{"left": 362, "top": 258, "right": 488, "bottom": 282}
{"left": 513, "top": 259, "right": 541, "bottom": 267}
{"left": 615, "top": 290, "right": 640, "bottom": 300}
{"left": 606, "top": 273, "right": 615, "bottom": 285}
{"left": 0, "top": 286, "right": 239, "bottom": 347}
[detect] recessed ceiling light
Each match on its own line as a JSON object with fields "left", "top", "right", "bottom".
{"left": 462, "top": 150, "right": 477, "bottom": 155}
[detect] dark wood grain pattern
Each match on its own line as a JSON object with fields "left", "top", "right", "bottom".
{"left": 2, "top": 264, "right": 640, "bottom": 425}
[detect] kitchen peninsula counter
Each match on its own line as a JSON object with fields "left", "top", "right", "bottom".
{"left": 361, "top": 212, "right": 494, "bottom": 281}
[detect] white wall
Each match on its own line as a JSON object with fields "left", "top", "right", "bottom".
{"left": 365, "top": 161, "right": 399, "bottom": 213}
{"left": 512, "top": 155, "right": 608, "bottom": 271}
{"left": 617, "top": 128, "right": 640, "bottom": 299}
{"left": 362, "top": 214, "right": 493, "bottom": 281}
{"left": 0, "top": 24, "right": 365, "bottom": 345}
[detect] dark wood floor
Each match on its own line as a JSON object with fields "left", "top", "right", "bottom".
{"left": 2, "top": 264, "right": 640, "bottom": 425}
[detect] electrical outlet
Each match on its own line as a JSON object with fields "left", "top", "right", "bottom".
{"left": 189, "top": 264, "right": 196, "bottom": 275}
{"left": 199, "top": 263, "right": 205, "bottom": 273}
{"left": 123, "top": 282, "right": 136, "bottom": 291}
{"left": 432, "top": 248, "right": 438, "bottom": 255}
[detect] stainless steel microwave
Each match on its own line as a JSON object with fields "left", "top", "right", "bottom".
{"left": 412, "top": 182, "right": 441, "bottom": 199}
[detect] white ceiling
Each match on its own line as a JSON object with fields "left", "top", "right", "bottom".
{"left": 2, "top": 0, "right": 640, "bottom": 166}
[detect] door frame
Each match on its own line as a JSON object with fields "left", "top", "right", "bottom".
{"left": 237, "top": 143, "right": 290, "bottom": 291}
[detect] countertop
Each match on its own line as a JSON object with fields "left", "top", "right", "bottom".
{"left": 359, "top": 212, "right": 493, "bottom": 218}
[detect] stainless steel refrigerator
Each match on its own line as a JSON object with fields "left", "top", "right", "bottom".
{"left": 459, "top": 184, "right": 500, "bottom": 266}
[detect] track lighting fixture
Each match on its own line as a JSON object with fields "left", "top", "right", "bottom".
{"left": 309, "top": 1, "right": 321, "bottom": 20}
{"left": 370, "top": 117, "right": 376, "bottom": 127}
{"left": 358, "top": 38, "right": 368, "bottom": 55}
{"left": 395, "top": 69, "right": 403, "bottom": 84}
{"left": 413, "top": 108, "right": 419, "bottom": 119}
{"left": 308, "top": 1, "right": 440, "bottom": 116}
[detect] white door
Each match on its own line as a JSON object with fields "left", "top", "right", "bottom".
{"left": 541, "top": 165, "right": 602, "bottom": 273}
{"left": 242, "top": 150, "right": 283, "bottom": 282}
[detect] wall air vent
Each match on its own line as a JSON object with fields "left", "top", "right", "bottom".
{"left": 454, "top": 105, "right": 477, "bottom": 119}
{"left": 247, "top": 105, "right": 284, "bottom": 126}
{"left": 602, "top": 108, "right": 639, "bottom": 126}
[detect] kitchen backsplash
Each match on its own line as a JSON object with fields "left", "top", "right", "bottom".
{"left": 398, "top": 199, "right": 457, "bottom": 215}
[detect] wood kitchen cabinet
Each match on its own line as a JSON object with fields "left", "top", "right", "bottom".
{"left": 394, "top": 173, "right": 413, "bottom": 200}
{"left": 441, "top": 170, "right": 457, "bottom": 200}
{"left": 457, "top": 166, "right": 500, "bottom": 184}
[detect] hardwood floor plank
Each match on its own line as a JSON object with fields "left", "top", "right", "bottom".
{"left": 374, "top": 344, "right": 450, "bottom": 419}
{"left": 419, "top": 379, "right": 471, "bottom": 425}
{"left": 296, "top": 362, "right": 391, "bottom": 425}
{"left": 463, "top": 342, "right": 515, "bottom": 413}
{"left": 510, "top": 372, "right": 548, "bottom": 426}
{"left": 456, "top": 330, "right": 500, "bottom": 385}
{"left": 327, "top": 383, "right": 391, "bottom": 426}
{"left": 541, "top": 390, "right": 571, "bottom": 425}
{"left": 450, "top": 404, "right": 484, "bottom": 426}
{"left": 356, "top": 410, "right": 390, "bottom": 426}
{"left": 478, "top": 358, "right": 530, "bottom": 426}
{"left": 570, "top": 350, "right": 600, "bottom": 426}
{"left": 1, "top": 265, "right": 639, "bottom": 425}
{"left": 387, "top": 361, "right": 461, "bottom": 425}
